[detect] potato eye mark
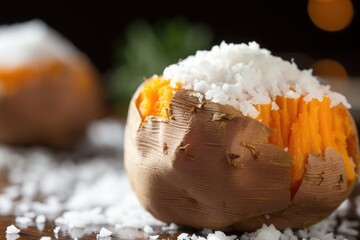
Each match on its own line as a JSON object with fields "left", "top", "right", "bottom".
{"left": 166, "top": 108, "right": 175, "bottom": 120}
{"left": 189, "top": 102, "right": 205, "bottom": 114}
{"left": 212, "top": 112, "right": 233, "bottom": 121}
{"left": 303, "top": 171, "right": 325, "bottom": 186}
{"left": 240, "top": 141, "right": 261, "bottom": 159}
{"left": 226, "top": 151, "right": 244, "bottom": 169}
{"left": 163, "top": 142, "right": 169, "bottom": 155}
{"left": 176, "top": 143, "right": 196, "bottom": 160}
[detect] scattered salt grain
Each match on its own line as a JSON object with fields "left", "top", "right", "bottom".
{"left": 6, "top": 225, "right": 20, "bottom": 234}
{"left": 15, "top": 216, "right": 32, "bottom": 225}
{"left": 243, "top": 224, "right": 281, "bottom": 240}
{"left": 164, "top": 42, "right": 350, "bottom": 118}
{"left": 162, "top": 223, "right": 179, "bottom": 232}
{"left": 189, "top": 92, "right": 204, "bottom": 103}
{"left": 36, "top": 214, "right": 46, "bottom": 224}
{"left": 55, "top": 208, "right": 106, "bottom": 229}
{"left": 177, "top": 233, "right": 189, "bottom": 240}
{"left": 280, "top": 228, "right": 296, "bottom": 240}
{"left": 0, "top": 196, "right": 12, "bottom": 214}
{"left": 3, "top": 186, "right": 20, "bottom": 199}
{"left": 144, "top": 225, "right": 154, "bottom": 233}
{"left": 207, "top": 231, "right": 236, "bottom": 240}
{"left": 97, "top": 227, "right": 112, "bottom": 238}
{"left": 190, "top": 234, "right": 206, "bottom": 240}
{"left": 53, "top": 226, "right": 60, "bottom": 239}
{"left": 5, "top": 233, "right": 20, "bottom": 240}
{"left": 264, "top": 214, "right": 270, "bottom": 220}
{"left": 53, "top": 226, "right": 60, "bottom": 234}
{"left": 40, "top": 237, "right": 51, "bottom": 240}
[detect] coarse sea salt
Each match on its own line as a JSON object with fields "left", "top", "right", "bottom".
{"left": 164, "top": 42, "right": 350, "bottom": 118}
{"left": 0, "top": 20, "right": 77, "bottom": 68}
{"left": 6, "top": 225, "right": 20, "bottom": 234}
{"left": 97, "top": 227, "right": 112, "bottom": 238}
{"left": 36, "top": 214, "right": 46, "bottom": 224}
{"left": 144, "top": 225, "right": 154, "bottom": 233}
{"left": 39, "top": 237, "right": 51, "bottom": 240}
{"left": 15, "top": 216, "right": 32, "bottom": 225}
{"left": 53, "top": 226, "right": 60, "bottom": 234}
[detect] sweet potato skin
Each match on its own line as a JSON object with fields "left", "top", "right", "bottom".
{"left": 0, "top": 57, "right": 104, "bottom": 148}
{"left": 125, "top": 87, "right": 359, "bottom": 231}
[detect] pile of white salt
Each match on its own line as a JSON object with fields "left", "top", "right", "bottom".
{"left": 164, "top": 42, "right": 350, "bottom": 118}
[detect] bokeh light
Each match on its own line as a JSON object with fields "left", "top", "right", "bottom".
{"left": 308, "top": 0, "right": 354, "bottom": 31}
{"left": 312, "top": 58, "right": 348, "bottom": 79}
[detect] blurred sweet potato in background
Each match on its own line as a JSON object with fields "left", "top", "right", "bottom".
{"left": 0, "top": 20, "right": 104, "bottom": 148}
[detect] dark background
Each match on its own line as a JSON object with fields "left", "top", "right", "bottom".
{"left": 1, "top": 0, "right": 359, "bottom": 76}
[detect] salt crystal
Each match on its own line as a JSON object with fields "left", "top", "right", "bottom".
{"left": 144, "top": 225, "right": 154, "bottom": 233}
{"left": 53, "top": 226, "right": 60, "bottom": 234}
{"left": 0, "top": 196, "right": 13, "bottom": 214}
{"left": 249, "top": 224, "right": 281, "bottom": 240}
{"left": 39, "top": 237, "right": 51, "bottom": 240}
{"left": 5, "top": 233, "right": 20, "bottom": 240}
{"left": 36, "top": 214, "right": 46, "bottom": 224}
{"left": 6, "top": 225, "right": 20, "bottom": 234}
{"left": 162, "top": 223, "right": 179, "bottom": 232}
{"left": 193, "top": 234, "right": 206, "bottom": 240}
{"left": 207, "top": 231, "right": 236, "bottom": 240}
{"left": 98, "top": 227, "right": 112, "bottom": 238}
{"left": 150, "top": 235, "right": 159, "bottom": 239}
{"left": 37, "top": 223, "right": 45, "bottom": 232}
{"left": 3, "top": 186, "right": 20, "bottom": 199}
{"left": 178, "top": 233, "right": 189, "bottom": 240}
{"left": 15, "top": 216, "right": 32, "bottom": 225}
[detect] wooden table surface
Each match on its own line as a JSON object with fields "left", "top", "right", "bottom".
{"left": 1, "top": 190, "right": 360, "bottom": 240}
{"left": 1, "top": 118, "right": 360, "bottom": 239}
{"left": 0, "top": 167, "right": 195, "bottom": 240}
{"left": 0, "top": 215, "right": 194, "bottom": 240}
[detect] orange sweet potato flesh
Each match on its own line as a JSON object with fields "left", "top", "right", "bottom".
{"left": 0, "top": 62, "right": 65, "bottom": 95}
{"left": 0, "top": 58, "right": 104, "bottom": 148}
{"left": 135, "top": 77, "right": 358, "bottom": 197}
{"left": 256, "top": 96, "right": 357, "bottom": 196}
{"left": 136, "top": 78, "right": 181, "bottom": 120}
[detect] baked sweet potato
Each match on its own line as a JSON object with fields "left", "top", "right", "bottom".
{"left": 124, "top": 43, "right": 359, "bottom": 231}
{"left": 0, "top": 21, "right": 104, "bottom": 148}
